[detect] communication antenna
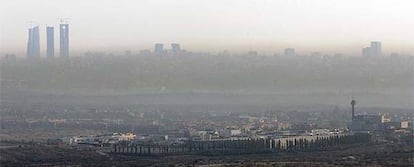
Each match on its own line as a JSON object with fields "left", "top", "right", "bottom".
{"left": 351, "top": 98, "right": 356, "bottom": 120}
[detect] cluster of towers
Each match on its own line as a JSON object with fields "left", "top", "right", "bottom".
{"left": 26, "top": 22, "right": 69, "bottom": 59}
{"left": 362, "top": 41, "right": 382, "bottom": 57}
{"left": 154, "top": 43, "right": 181, "bottom": 55}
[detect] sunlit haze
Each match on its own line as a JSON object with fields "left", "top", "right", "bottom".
{"left": 1, "top": 0, "right": 414, "bottom": 56}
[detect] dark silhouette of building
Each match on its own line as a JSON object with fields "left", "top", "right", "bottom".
{"left": 349, "top": 99, "right": 384, "bottom": 132}
{"left": 26, "top": 26, "right": 40, "bottom": 58}
{"left": 351, "top": 99, "right": 356, "bottom": 120}
{"left": 46, "top": 26, "right": 54, "bottom": 58}
{"left": 60, "top": 24, "right": 69, "bottom": 58}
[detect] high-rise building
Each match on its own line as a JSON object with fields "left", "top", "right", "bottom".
{"left": 284, "top": 48, "right": 295, "bottom": 57}
{"left": 362, "top": 47, "right": 371, "bottom": 57}
{"left": 370, "top": 41, "right": 382, "bottom": 57}
{"left": 26, "top": 26, "right": 40, "bottom": 58}
{"left": 171, "top": 43, "right": 181, "bottom": 54}
{"left": 362, "top": 41, "right": 382, "bottom": 57}
{"left": 46, "top": 26, "right": 54, "bottom": 58}
{"left": 154, "top": 43, "right": 164, "bottom": 55}
{"left": 60, "top": 24, "right": 69, "bottom": 58}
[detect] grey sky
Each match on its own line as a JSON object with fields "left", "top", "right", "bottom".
{"left": 1, "top": 0, "right": 413, "bottom": 55}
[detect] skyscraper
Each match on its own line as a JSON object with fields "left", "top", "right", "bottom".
{"left": 370, "top": 41, "right": 382, "bottom": 57}
{"left": 154, "top": 43, "right": 164, "bottom": 55}
{"left": 362, "top": 47, "right": 371, "bottom": 57}
{"left": 171, "top": 43, "right": 181, "bottom": 54}
{"left": 60, "top": 24, "right": 69, "bottom": 58}
{"left": 284, "top": 48, "right": 295, "bottom": 57}
{"left": 362, "top": 41, "right": 382, "bottom": 57}
{"left": 26, "top": 26, "right": 40, "bottom": 58}
{"left": 46, "top": 26, "right": 54, "bottom": 58}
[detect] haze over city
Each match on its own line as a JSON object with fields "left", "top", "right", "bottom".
{"left": 1, "top": 0, "right": 414, "bottom": 55}
{"left": 1, "top": 1, "right": 413, "bottom": 166}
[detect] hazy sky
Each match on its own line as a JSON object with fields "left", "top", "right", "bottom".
{"left": 1, "top": 0, "right": 414, "bottom": 55}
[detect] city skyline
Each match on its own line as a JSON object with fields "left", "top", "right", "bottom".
{"left": 19, "top": 25, "right": 410, "bottom": 59}
{"left": 17, "top": 22, "right": 405, "bottom": 59}
{"left": 1, "top": 0, "right": 414, "bottom": 56}
{"left": 1, "top": 1, "right": 413, "bottom": 166}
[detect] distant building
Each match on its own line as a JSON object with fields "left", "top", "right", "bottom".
{"left": 69, "top": 133, "right": 136, "bottom": 146}
{"left": 248, "top": 50, "right": 258, "bottom": 56}
{"left": 284, "top": 48, "right": 295, "bottom": 57}
{"left": 349, "top": 99, "right": 384, "bottom": 132}
{"left": 171, "top": 43, "right": 181, "bottom": 54}
{"left": 362, "top": 41, "right": 382, "bottom": 57}
{"left": 140, "top": 49, "right": 151, "bottom": 56}
{"left": 60, "top": 24, "right": 69, "bottom": 58}
{"left": 46, "top": 26, "right": 54, "bottom": 58}
{"left": 26, "top": 26, "right": 40, "bottom": 58}
{"left": 310, "top": 52, "right": 321, "bottom": 57}
{"left": 370, "top": 41, "right": 382, "bottom": 57}
{"left": 362, "top": 47, "right": 371, "bottom": 57}
{"left": 350, "top": 115, "right": 383, "bottom": 131}
{"left": 384, "top": 121, "right": 410, "bottom": 130}
{"left": 154, "top": 43, "right": 164, "bottom": 55}
{"left": 2, "top": 54, "right": 17, "bottom": 63}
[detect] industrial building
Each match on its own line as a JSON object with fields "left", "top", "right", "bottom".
{"left": 69, "top": 133, "right": 136, "bottom": 146}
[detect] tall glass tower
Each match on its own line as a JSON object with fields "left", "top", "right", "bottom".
{"left": 26, "top": 26, "right": 40, "bottom": 58}
{"left": 46, "top": 26, "right": 54, "bottom": 58}
{"left": 60, "top": 24, "right": 69, "bottom": 58}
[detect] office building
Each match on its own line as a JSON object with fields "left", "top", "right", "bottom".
{"left": 26, "top": 26, "right": 40, "bottom": 58}
{"left": 370, "top": 41, "right": 382, "bottom": 57}
{"left": 46, "top": 26, "right": 54, "bottom": 58}
{"left": 171, "top": 43, "right": 181, "bottom": 54}
{"left": 154, "top": 43, "right": 164, "bottom": 55}
{"left": 362, "top": 47, "right": 371, "bottom": 57}
{"left": 362, "top": 41, "right": 382, "bottom": 57}
{"left": 60, "top": 24, "right": 69, "bottom": 58}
